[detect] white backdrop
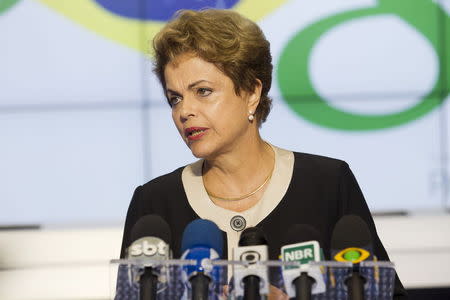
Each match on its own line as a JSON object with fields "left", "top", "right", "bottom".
{"left": 0, "top": 0, "right": 449, "bottom": 225}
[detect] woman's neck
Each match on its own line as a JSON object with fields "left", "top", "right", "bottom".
{"left": 202, "top": 136, "right": 275, "bottom": 199}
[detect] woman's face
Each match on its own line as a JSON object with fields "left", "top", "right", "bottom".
{"left": 164, "top": 53, "right": 260, "bottom": 159}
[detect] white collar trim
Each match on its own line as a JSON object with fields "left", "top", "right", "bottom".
{"left": 181, "top": 144, "right": 294, "bottom": 233}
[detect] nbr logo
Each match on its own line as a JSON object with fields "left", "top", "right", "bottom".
{"left": 281, "top": 241, "right": 321, "bottom": 268}
{"left": 283, "top": 245, "right": 314, "bottom": 262}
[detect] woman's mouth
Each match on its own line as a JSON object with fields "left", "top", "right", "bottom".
{"left": 185, "top": 127, "right": 209, "bottom": 141}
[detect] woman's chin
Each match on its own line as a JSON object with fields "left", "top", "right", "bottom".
{"left": 188, "top": 143, "right": 214, "bottom": 159}
{"left": 190, "top": 149, "right": 210, "bottom": 159}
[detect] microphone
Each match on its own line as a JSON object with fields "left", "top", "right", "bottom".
{"left": 280, "top": 224, "right": 326, "bottom": 300}
{"left": 126, "top": 214, "right": 171, "bottom": 300}
{"left": 181, "top": 219, "right": 223, "bottom": 300}
{"left": 232, "top": 227, "right": 269, "bottom": 300}
{"left": 331, "top": 214, "right": 374, "bottom": 300}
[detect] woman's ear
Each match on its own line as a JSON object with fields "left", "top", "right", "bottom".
{"left": 247, "top": 79, "right": 263, "bottom": 113}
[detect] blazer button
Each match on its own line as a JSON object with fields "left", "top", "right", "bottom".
{"left": 230, "top": 215, "right": 246, "bottom": 232}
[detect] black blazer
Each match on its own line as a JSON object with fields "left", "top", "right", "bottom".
{"left": 120, "top": 152, "right": 408, "bottom": 298}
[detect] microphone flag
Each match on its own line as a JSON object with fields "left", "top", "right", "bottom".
{"left": 281, "top": 240, "right": 326, "bottom": 297}
{"left": 233, "top": 244, "right": 269, "bottom": 296}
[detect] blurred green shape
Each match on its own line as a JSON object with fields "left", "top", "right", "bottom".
{"left": 277, "top": 0, "right": 449, "bottom": 131}
{"left": 0, "top": 0, "right": 20, "bottom": 15}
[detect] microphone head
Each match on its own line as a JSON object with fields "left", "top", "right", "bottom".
{"left": 233, "top": 227, "right": 270, "bottom": 297}
{"left": 331, "top": 214, "right": 373, "bottom": 262}
{"left": 181, "top": 219, "right": 223, "bottom": 258}
{"left": 282, "top": 224, "right": 323, "bottom": 247}
{"left": 130, "top": 214, "right": 171, "bottom": 245}
{"left": 127, "top": 214, "right": 171, "bottom": 259}
{"left": 238, "top": 227, "right": 268, "bottom": 246}
{"left": 331, "top": 215, "right": 371, "bottom": 250}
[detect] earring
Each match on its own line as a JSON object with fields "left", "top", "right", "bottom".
{"left": 248, "top": 111, "right": 255, "bottom": 121}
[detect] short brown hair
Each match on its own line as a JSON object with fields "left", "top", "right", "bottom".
{"left": 152, "top": 9, "right": 272, "bottom": 125}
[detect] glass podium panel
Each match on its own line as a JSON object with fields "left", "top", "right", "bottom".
{"left": 110, "top": 259, "right": 395, "bottom": 300}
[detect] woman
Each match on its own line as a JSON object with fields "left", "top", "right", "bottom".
{"left": 120, "top": 9, "right": 407, "bottom": 299}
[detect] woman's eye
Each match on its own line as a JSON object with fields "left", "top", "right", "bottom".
{"left": 169, "top": 95, "right": 182, "bottom": 106}
{"left": 197, "top": 88, "right": 212, "bottom": 96}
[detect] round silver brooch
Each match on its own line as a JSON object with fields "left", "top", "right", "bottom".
{"left": 230, "top": 215, "right": 246, "bottom": 232}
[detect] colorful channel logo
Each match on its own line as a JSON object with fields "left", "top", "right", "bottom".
{"left": 277, "top": 0, "right": 450, "bottom": 130}
{"left": 34, "top": 0, "right": 286, "bottom": 53}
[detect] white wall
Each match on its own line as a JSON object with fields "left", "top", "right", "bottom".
{"left": 0, "top": 214, "right": 449, "bottom": 300}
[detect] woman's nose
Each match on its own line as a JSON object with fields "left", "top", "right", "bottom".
{"left": 179, "top": 96, "right": 197, "bottom": 121}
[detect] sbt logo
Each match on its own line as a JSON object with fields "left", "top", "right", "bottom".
{"left": 129, "top": 237, "right": 167, "bottom": 257}
{"left": 281, "top": 241, "right": 320, "bottom": 269}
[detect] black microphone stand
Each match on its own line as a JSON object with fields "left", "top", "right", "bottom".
{"left": 345, "top": 271, "right": 366, "bottom": 300}
{"left": 140, "top": 267, "right": 158, "bottom": 300}
{"left": 189, "top": 272, "right": 211, "bottom": 300}
{"left": 243, "top": 275, "right": 261, "bottom": 300}
{"left": 292, "top": 272, "right": 315, "bottom": 300}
